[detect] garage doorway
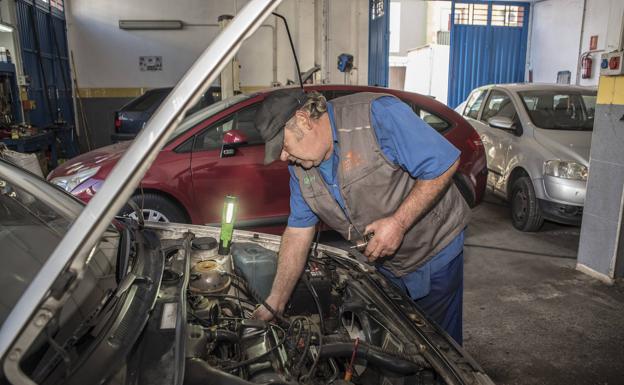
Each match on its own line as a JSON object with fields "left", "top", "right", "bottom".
{"left": 447, "top": 1, "right": 530, "bottom": 108}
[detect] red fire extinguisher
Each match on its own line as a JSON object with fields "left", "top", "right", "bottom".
{"left": 581, "top": 54, "right": 593, "bottom": 79}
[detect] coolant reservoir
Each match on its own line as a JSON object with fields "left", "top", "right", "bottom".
{"left": 231, "top": 243, "right": 277, "bottom": 300}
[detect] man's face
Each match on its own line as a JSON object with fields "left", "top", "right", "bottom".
{"left": 280, "top": 112, "right": 330, "bottom": 169}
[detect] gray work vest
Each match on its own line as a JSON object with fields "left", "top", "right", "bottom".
{"left": 293, "top": 92, "right": 470, "bottom": 277}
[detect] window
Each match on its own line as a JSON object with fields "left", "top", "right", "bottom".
{"left": 324, "top": 90, "right": 352, "bottom": 100}
{"left": 454, "top": 3, "right": 488, "bottom": 26}
{"left": 463, "top": 89, "right": 486, "bottom": 119}
{"left": 410, "top": 105, "right": 451, "bottom": 133}
{"left": 125, "top": 89, "right": 170, "bottom": 112}
{"left": 491, "top": 5, "right": 524, "bottom": 27}
{"left": 519, "top": 91, "right": 596, "bottom": 131}
{"left": 371, "top": 0, "right": 385, "bottom": 20}
{"left": 50, "top": 0, "right": 64, "bottom": 12}
{"left": 193, "top": 105, "right": 263, "bottom": 152}
{"left": 481, "top": 90, "right": 517, "bottom": 124}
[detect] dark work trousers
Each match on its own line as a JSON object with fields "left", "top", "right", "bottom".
{"left": 379, "top": 251, "right": 464, "bottom": 345}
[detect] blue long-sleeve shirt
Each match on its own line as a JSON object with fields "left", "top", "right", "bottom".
{"left": 287, "top": 96, "right": 464, "bottom": 299}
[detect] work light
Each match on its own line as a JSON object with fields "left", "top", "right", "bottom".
{"left": 218, "top": 195, "right": 238, "bottom": 255}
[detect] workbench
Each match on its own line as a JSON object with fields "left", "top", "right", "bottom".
{"left": 1, "top": 130, "right": 58, "bottom": 169}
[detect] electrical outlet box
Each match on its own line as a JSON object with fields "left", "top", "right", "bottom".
{"left": 600, "top": 50, "right": 624, "bottom": 76}
{"left": 17, "top": 75, "right": 29, "bottom": 86}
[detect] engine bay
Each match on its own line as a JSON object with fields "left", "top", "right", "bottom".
{"left": 162, "top": 233, "right": 447, "bottom": 385}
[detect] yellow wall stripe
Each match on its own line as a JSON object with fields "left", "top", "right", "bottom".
{"left": 597, "top": 75, "right": 624, "bottom": 106}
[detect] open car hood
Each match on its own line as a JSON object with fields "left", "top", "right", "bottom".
{"left": 0, "top": 0, "right": 284, "bottom": 378}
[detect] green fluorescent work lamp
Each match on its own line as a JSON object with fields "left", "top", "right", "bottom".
{"left": 218, "top": 195, "right": 238, "bottom": 255}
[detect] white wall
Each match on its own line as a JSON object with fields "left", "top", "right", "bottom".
{"left": 578, "top": 0, "right": 624, "bottom": 86}
{"left": 529, "top": 0, "right": 624, "bottom": 86}
{"left": 404, "top": 44, "right": 449, "bottom": 104}
{"left": 65, "top": 0, "right": 369, "bottom": 89}
{"left": 390, "top": 0, "right": 427, "bottom": 55}
{"left": 426, "top": 1, "right": 451, "bottom": 44}
{"left": 322, "top": 0, "right": 369, "bottom": 85}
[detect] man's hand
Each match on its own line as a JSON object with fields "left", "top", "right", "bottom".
{"left": 365, "top": 159, "right": 459, "bottom": 262}
{"left": 364, "top": 215, "right": 407, "bottom": 262}
{"left": 252, "top": 226, "right": 315, "bottom": 321}
{"left": 251, "top": 295, "right": 284, "bottom": 321}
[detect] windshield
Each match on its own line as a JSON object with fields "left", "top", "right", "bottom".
{"left": 519, "top": 90, "right": 596, "bottom": 131}
{"left": 0, "top": 179, "right": 75, "bottom": 326}
{"left": 0, "top": 160, "right": 122, "bottom": 381}
{"left": 168, "top": 93, "right": 251, "bottom": 143}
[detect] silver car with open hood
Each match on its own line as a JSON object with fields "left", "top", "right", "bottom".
{"left": 0, "top": 1, "right": 495, "bottom": 384}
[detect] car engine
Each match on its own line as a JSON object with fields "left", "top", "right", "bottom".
{"left": 173, "top": 236, "right": 445, "bottom": 385}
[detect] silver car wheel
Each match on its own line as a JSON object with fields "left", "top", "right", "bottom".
{"left": 513, "top": 189, "right": 528, "bottom": 222}
{"left": 128, "top": 209, "right": 170, "bottom": 223}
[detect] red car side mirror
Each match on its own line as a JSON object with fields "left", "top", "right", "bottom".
{"left": 221, "top": 129, "right": 249, "bottom": 158}
{"left": 222, "top": 129, "right": 249, "bottom": 145}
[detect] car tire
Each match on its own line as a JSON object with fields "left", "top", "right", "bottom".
{"left": 510, "top": 176, "right": 544, "bottom": 232}
{"left": 122, "top": 193, "right": 189, "bottom": 223}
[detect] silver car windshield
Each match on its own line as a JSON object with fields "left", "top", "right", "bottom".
{"left": 519, "top": 90, "right": 596, "bottom": 131}
{"left": 0, "top": 161, "right": 120, "bottom": 330}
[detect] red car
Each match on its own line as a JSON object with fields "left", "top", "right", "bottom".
{"left": 48, "top": 85, "right": 487, "bottom": 232}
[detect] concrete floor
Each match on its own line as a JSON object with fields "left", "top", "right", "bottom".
{"left": 320, "top": 193, "right": 624, "bottom": 384}
{"left": 464, "top": 194, "right": 624, "bottom": 385}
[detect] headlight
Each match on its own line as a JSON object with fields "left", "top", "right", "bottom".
{"left": 543, "top": 160, "right": 588, "bottom": 181}
{"left": 50, "top": 166, "right": 100, "bottom": 192}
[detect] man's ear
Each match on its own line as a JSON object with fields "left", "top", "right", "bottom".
{"left": 295, "top": 110, "right": 312, "bottom": 131}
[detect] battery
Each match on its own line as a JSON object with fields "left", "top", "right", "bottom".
{"left": 286, "top": 262, "right": 332, "bottom": 316}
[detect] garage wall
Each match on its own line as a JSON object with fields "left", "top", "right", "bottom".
{"left": 390, "top": 0, "right": 427, "bottom": 56}
{"left": 64, "top": 0, "right": 369, "bottom": 148}
{"left": 66, "top": 0, "right": 368, "bottom": 89}
{"left": 529, "top": 0, "right": 624, "bottom": 86}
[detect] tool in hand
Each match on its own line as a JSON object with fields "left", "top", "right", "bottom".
{"left": 350, "top": 232, "right": 375, "bottom": 251}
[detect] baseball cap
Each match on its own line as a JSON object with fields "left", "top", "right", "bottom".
{"left": 255, "top": 89, "right": 308, "bottom": 165}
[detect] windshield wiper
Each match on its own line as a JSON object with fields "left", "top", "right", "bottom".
{"left": 115, "top": 272, "right": 154, "bottom": 298}
{"left": 116, "top": 225, "right": 136, "bottom": 283}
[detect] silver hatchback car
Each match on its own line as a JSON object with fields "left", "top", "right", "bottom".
{"left": 460, "top": 84, "right": 596, "bottom": 231}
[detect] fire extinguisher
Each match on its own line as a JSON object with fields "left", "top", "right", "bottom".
{"left": 581, "top": 54, "right": 593, "bottom": 79}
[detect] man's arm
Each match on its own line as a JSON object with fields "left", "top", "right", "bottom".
{"left": 364, "top": 158, "right": 459, "bottom": 260}
{"left": 253, "top": 225, "right": 316, "bottom": 321}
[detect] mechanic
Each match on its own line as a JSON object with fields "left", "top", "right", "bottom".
{"left": 252, "top": 89, "right": 470, "bottom": 344}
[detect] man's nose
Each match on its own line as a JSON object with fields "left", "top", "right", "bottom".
{"left": 280, "top": 150, "right": 289, "bottom": 162}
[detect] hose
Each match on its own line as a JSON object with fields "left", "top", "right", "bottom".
{"left": 225, "top": 272, "right": 290, "bottom": 326}
{"left": 185, "top": 359, "right": 295, "bottom": 385}
{"left": 317, "top": 342, "right": 426, "bottom": 375}
{"left": 208, "top": 329, "right": 240, "bottom": 343}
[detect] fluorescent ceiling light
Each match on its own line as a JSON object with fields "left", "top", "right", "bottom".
{"left": 119, "top": 20, "right": 183, "bottom": 30}
{"left": 0, "top": 23, "right": 14, "bottom": 33}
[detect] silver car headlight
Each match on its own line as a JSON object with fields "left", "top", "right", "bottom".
{"left": 50, "top": 166, "right": 100, "bottom": 192}
{"left": 543, "top": 160, "right": 588, "bottom": 181}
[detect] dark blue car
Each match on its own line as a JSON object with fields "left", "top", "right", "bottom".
{"left": 111, "top": 86, "right": 221, "bottom": 142}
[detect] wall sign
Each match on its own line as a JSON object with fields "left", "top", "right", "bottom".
{"left": 140, "top": 56, "right": 162, "bottom": 71}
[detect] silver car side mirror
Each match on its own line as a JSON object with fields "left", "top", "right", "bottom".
{"left": 488, "top": 116, "right": 515, "bottom": 130}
